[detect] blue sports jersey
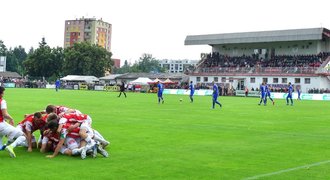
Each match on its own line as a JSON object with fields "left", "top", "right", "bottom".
{"left": 213, "top": 84, "right": 219, "bottom": 97}
{"left": 189, "top": 83, "right": 194, "bottom": 95}
{"left": 157, "top": 83, "right": 163, "bottom": 93}
{"left": 288, "top": 85, "right": 293, "bottom": 94}
{"left": 287, "top": 84, "right": 293, "bottom": 99}
{"left": 260, "top": 85, "right": 266, "bottom": 97}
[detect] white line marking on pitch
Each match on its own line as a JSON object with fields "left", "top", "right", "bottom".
{"left": 243, "top": 160, "right": 330, "bottom": 180}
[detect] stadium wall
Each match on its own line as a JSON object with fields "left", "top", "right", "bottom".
{"left": 189, "top": 75, "right": 330, "bottom": 93}
{"left": 162, "top": 89, "right": 330, "bottom": 101}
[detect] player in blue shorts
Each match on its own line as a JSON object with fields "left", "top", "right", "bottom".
{"left": 212, "top": 81, "right": 222, "bottom": 109}
{"left": 189, "top": 81, "right": 195, "bottom": 103}
{"left": 286, "top": 82, "right": 293, "bottom": 105}
{"left": 258, "top": 82, "right": 266, "bottom": 105}
{"left": 297, "top": 87, "right": 301, "bottom": 100}
{"left": 265, "top": 83, "right": 275, "bottom": 105}
{"left": 157, "top": 81, "right": 164, "bottom": 104}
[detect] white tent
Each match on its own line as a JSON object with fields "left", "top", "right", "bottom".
{"left": 60, "top": 75, "right": 99, "bottom": 83}
{"left": 129, "top": 77, "right": 152, "bottom": 85}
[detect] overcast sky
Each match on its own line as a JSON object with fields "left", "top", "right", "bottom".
{"left": 1, "top": 0, "right": 329, "bottom": 65}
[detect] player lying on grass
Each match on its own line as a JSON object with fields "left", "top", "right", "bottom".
{"left": 46, "top": 113, "right": 108, "bottom": 159}
{"left": 32, "top": 104, "right": 109, "bottom": 147}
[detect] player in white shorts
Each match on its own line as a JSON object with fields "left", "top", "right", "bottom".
{"left": 0, "top": 87, "right": 27, "bottom": 158}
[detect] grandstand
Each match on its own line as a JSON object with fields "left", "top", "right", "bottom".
{"left": 184, "top": 28, "right": 330, "bottom": 93}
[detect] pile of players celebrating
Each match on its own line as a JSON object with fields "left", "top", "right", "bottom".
{"left": 1, "top": 104, "right": 110, "bottom": 159}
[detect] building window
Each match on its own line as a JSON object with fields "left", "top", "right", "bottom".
{"left": 282, "top": 78, "right": 287, "bottom": 83}
{"left": 273, "top": 78, "right": 278, "bottom": 83}
{"left": 295, "top": 78, "right": 301, "bottom": 84}
{"left": 221, "top": 77, "right": 226, "bottom": 82}
{"left": 305, "top": 78, "right": 311, "bottom": 84}
{"left": 229, "top": 77, "right": 233, "bottom": 82}
{"left": 250, "top": 77, "right": 255, "bottom": 83}
{"left": 196, "top": 77, "right": 201, "bottom": 82}
{"left": 203, "top": 77, "right": 208, "bottom": 82}
{"left": 214, "top": 77, "right": 218, "bottom": 82}
{"left": 262, "top": 78, "right": 268, "bottom": 83}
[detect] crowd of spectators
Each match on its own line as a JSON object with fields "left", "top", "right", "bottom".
{"left": 308, "top": 88, "right": 330, "bottom": 94}
{"left": 200, "top": 52, "right": 330, "bottom": 69}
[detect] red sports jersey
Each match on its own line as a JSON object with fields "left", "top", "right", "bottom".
{"left": 45, "top": 131, "right": 60, "bottom": 143}
{"left": 60, "top": 113, "right": 88, "bottom": 124}
{"left": 55, "top": 106, "right": 70, "bottom": 115}
{"left": 42, "top": 114, "right": 49, "bottom": 121}
{"left": 61, "top": 123, "right": 80, "bottom": 139}
{"left": 44, "top": 130, "right": 60, "bottom": 151}
{"left": 19, "top": 114, "right": 46, "bottom": 133}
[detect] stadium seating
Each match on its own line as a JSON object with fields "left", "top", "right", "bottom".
{"left": 195, "top": 52, "right": 330, "bottom": 75}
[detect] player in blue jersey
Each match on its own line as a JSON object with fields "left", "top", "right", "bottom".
{"left": 189, "top": 81, "right": 195, "bottom": 103}
{"left": 212, "top": 81, "right": 222, "bottom": 109}
{"left": 286, "top": 82, "right": 294, "bottom": 105}
{"left": 265, "top": 83, "right": 275, "bottom": 105}
{"left": 297, "top": 86, "right": 301, "bottom": 100}
{"left": 157, "top": 81, "right": 164, "bottom": 104}
{"left": 258, "top": 82, "right": 266, "bottom": 105}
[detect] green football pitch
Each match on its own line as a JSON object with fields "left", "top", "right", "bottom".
{"left": 1, "top": 88, "right": 330, "bottom": 179}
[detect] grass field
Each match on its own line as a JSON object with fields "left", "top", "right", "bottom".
{"left": 1, "top": 88, "right": 330, "bottom": 179}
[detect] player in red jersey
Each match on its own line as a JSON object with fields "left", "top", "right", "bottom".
{"left": 45, "top": 119, "right": 99, "bottom": 159}
{"left": 57, "top": 112, "right": 109, "bottom": 146}
{"left": 47, "top": 113, "right": 109, "bottom": 158}
{"left": 17, "top": 112, "right": 46, "bottom": 152}
{"left": 24, "top": 104, "right": 82, "bottom": 119}
{"left": 45, "top": 104, "right": 82, "bottom": 116}
{"left": 0, "top": 87, "right": 26, "bottom": 158}
{"left": 40, "top": 128, "right": 60, "bottom": 153}
{"left": 45, "top": 105, "right": 109, "bottom": 147}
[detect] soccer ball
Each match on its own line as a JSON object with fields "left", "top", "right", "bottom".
{"left": 179, "top": 98, "right": 183, "bottom": 102}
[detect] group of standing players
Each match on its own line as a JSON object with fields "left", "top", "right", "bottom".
{"left": 0, "top": 86, "right": 109, "bottom": 159}
{"left": 258, "top": 82, "right": 275, "bottom": 106}
{"left": 258, "top": 82, "right": 295, "bottom": 106}
{"left": 157, "top": 79, "right": 298, "bottom": 108}
{"left": 157, "top": 80, "right": 222, "bottom": 109}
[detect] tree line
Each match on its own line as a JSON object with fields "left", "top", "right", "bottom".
{"left": 0, "top": 38, "right": 164, "bottom": 82}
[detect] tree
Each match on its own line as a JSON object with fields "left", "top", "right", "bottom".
{"left": 135, "top": 53, "right": 164, "bottom": 73}
{"left": 23, "top": 38, "right": 64, "bottom": 79}
{"left": 0, "top": 40, "right": 7, "bottom": 56}
{"left": 113, "top": 60, "right": 130, "bottom": 74}
{"left": 113, "top": 54, "right": 164, "bottom": 73}
{"left": 63, "top": 42, "right": 112, "bottom": 77}
{"left": 6, "top": 46, "right": 27, "bottom": 74}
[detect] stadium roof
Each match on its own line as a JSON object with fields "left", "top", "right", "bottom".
{"left": 184, "top": 28, "right": 330, "bottom": 45}
{"left": 60, "top": 75, "right": 99, "bottom": 83}
{"left": 0, "top": 71, "right": 22, "bottom": 78}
